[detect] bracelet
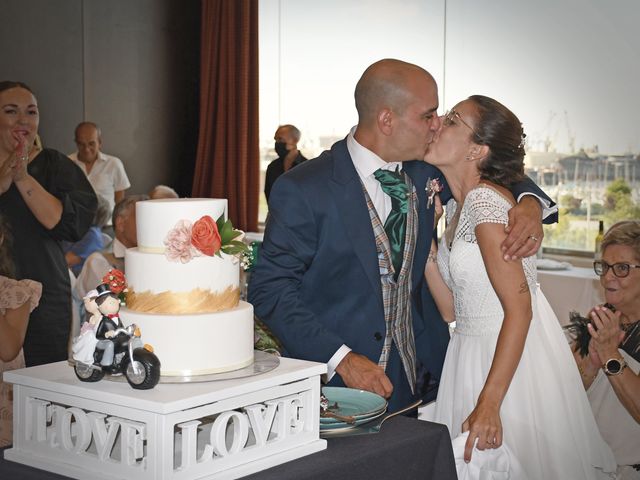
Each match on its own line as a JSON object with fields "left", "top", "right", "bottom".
{"left": 427, "top": 250, "right": 437, "bottom": 263}
{"left": 577, "top": 361, "right": 598, "bottom": 383}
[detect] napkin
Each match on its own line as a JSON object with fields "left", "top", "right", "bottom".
{"left": 536, "top": 258, "right": 571, "bottom": 270}
{"left": 452, "top": 432, "right": 528, "bottom": 480}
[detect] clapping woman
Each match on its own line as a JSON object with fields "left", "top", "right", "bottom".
{"left": 573, "top": 220, "right": 640, "bottom": 479}
{"left": 0, "top": 81, "right": 96, "bottom": 366}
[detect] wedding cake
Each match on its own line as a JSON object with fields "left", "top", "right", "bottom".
{"left": 119, "top": 198, "right": 254, "bottom": 376}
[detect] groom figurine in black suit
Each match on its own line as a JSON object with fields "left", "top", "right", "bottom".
{"left": 249, "top": 58, "right": 557, "bottom": 412}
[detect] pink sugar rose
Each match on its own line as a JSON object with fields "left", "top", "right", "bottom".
{"left": 191, "top": 215, "right": 221, "bottom": 256}
{"left": 165, "top": 219, "right": 197, "bottom": 263}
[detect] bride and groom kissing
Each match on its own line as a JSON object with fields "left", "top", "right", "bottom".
{"left": 249, "top": 59, "right": 617, "bottom": 478}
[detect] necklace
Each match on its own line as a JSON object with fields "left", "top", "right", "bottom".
{"left": 445, "top": 203, "right": 462, "bottom": 251}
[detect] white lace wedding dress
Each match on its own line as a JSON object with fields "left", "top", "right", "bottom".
{"left": 433, "top": 185, "right": 617, "bottom": 480}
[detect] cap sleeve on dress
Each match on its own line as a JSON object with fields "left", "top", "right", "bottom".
{"left": 0, "top": 276, "right": 43, "bottom": 313}
{"left": 464, "top": 185, "right": 511, "bottom": 231}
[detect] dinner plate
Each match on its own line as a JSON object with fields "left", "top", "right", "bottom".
{"left": 320, "top": 387, "right": 387, "bottom": 425}
{"left": 319, "top": 409, "right": 386, "bottom": 431}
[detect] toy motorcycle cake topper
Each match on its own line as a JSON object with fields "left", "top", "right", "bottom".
{"left": 71, "top": 277, "right": 161, "bottom": 390}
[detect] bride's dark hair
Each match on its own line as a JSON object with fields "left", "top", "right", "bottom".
{"left": 468, "top": 95, "right": 525, "bottom": 188}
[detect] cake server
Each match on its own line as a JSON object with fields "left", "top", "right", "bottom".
{"left": 319, "top": 399, "right": 423, "bottom": 438}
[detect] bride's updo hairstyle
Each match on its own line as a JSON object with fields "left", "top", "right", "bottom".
{"left": 468, "top": 95, "right": 525, "bottom": 188}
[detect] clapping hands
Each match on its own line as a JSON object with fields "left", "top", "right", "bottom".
{"left": 587, "top": 305, "right": 625, "bottom": 366}
{"left": 0, "top": 132, "right": 30, "bottom": 194}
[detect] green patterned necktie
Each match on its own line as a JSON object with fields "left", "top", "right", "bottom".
{"left": 374, "top": 167, "right": 409, "bottom": 280}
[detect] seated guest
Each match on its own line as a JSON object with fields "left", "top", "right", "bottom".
{"left": 0, "top": 81, "right": 97, "bottom": 367}
{"left": 64, "top": 194, "right": 111, "bottom": 277}
{"left": 572, "top": 220, "right": 640, "bottom": 479}
{"left": 0, "top": 213, "right": 42, "bottom": 447}
{"left": 73, "top": 194, "right": 147, "bottom": 301}
{"left": 149, "top": 184, "right": 179, "bottom": 199}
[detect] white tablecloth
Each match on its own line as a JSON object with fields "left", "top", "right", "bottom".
{"left": 538, "top": 266, "right": 604, "bottom": 325}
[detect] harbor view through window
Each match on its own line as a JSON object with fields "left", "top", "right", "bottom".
{"left": 258, "top": 0, "right": 640, "bottom": 253}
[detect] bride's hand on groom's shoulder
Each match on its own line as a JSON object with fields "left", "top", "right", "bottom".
{"left": 335, "top": 352, "right": 394, "bottom": 399}
{"left": 461, "top": 401, "right": 503, "bottom": 463}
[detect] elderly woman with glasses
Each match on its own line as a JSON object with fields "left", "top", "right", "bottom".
{"left": 572, "top": 220, "right": 640, "bottom": 479}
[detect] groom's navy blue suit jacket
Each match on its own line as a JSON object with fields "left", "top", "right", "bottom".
{"left": 248, "top": 138, "right": 556, "bottom": 412}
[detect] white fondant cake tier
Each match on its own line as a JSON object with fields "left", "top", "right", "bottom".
{"left": 120, "top": 301, "right": 255, "bottom": 376}
{"left": 136, "top": 198, "right": 227, "bottom": 252}
{"left": 125, "top": 248, "right": 239, "bottom": 312}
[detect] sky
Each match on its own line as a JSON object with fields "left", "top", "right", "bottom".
{"left": 259, "top": 0, "right": 640, "bottom": 156}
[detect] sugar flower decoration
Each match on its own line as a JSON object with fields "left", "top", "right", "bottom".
{"left": 165, "top": 219, "right": 198, "bottom": 263}
{"left": 164, "top": 215, "right": 250, "bottom": 263}
{"left": 191, "top": 215, "right": 222, "bottom": 256}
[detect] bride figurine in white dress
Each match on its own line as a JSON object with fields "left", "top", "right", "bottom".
{"left": 424, "top": 95, "right": 617, "bottom": 479}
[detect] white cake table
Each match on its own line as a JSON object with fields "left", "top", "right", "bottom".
{"left": 3, "top": 357, "right": 327, "bottom": 480}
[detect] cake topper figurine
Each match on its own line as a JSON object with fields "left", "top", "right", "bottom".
{"left": 72, "top": 281, "right": 161, "bottom": 389}
{"left": 71, "top": 289, "right": 101, "bottom": 364}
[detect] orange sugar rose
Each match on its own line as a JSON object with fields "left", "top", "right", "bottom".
{"left": 191, "top": 215, "right": 221, "bottom": 256}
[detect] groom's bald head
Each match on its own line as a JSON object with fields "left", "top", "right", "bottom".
{"left": 355, "top": 58, "right": 436, "bottom": 126}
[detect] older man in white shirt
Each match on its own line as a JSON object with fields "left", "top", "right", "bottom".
{"left": 69, "top": 122, "right": 131, "bottom": 228}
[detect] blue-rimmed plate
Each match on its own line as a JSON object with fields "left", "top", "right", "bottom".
{"left": 320, "top": 409, "right": 386, "bottom": 431}
{"left": 320, "top": 387, "right": 387, "bottom": 425}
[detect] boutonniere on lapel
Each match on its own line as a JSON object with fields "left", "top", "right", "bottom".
{"left": 425, "top": 178, "right": 443, "bottom": 209}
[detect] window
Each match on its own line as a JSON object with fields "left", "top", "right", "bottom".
{"left": 259, "top": 0, "right": 640, "bottom": 251}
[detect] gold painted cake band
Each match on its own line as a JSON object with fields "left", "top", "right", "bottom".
{"left": 126, "top": 286, "right": 240, "bottom": 314}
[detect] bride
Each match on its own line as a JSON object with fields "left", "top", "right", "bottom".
{"left": 424, "top": 95, "right": 616, "bottom": 479}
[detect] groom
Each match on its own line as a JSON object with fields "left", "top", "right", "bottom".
{"left": 248, "top": 59, "right": 557, "bottom": 412}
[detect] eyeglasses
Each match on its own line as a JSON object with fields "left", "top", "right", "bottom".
{"left": 443, "top": 109, "right": 480, "bottom": 137}
{"left": 593, "top": 260, "right": 640, "bottom": 278}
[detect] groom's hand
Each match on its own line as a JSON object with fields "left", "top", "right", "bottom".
{"left": 335, "top": 352, "right": 393, "bottom": 399}
{"left": 502, "top": 196, "right": 543, "bottom": 261}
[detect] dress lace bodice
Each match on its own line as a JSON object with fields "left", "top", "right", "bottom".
{"left": 437, "top": 185, "right": 537, "bottom": 335}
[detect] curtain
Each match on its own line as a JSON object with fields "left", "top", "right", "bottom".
{"left": 192, "top": 0, "right": 259, "bottom": 232}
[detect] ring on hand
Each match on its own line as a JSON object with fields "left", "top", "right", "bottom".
{"left": 528, "top": 235, "right": 539, "bottom": 242}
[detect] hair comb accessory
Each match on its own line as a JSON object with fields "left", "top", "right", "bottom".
{"left": 518, "top": 132, "right": 526, "bottom": 149}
